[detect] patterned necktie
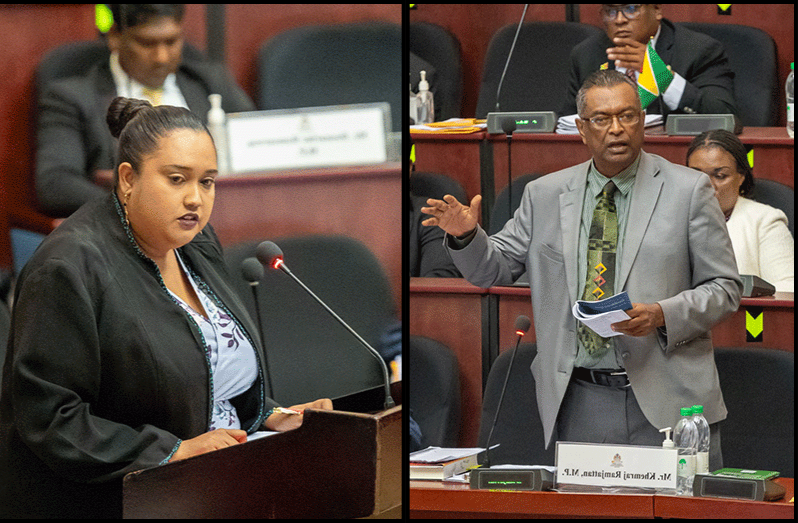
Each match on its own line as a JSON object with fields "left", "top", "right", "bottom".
{"left": 142, "top": 86, "right": 163, "bottom": 106}
{"left": 578, "top": 180, "right": 618, "bottom": 356}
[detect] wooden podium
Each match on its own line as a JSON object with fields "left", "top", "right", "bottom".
{"left": 122, "top": 384, "right": 402, "bottom": 518}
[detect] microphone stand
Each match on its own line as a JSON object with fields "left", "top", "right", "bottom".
{"left": 248, "top": 280, "right": 274, "bottom": 398}
{"left": 501, "top": 119, "right": 517, "bottom": 224}
{"left": 483, "top": 318, "right": 529, "bottom": 468}
{"left": 276, "top": 261, "right": 396, "bottom": 411}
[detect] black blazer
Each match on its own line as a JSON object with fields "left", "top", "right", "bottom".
{"left": 0, "top": 194, "right": 278, "bottom": 518}
{"left": 560, "top": 18, "right": 737, "bottom": 119}
{"left": 35, "top": 58, "right": 255, "bottom": 217}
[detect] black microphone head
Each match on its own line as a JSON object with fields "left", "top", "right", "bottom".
{"left": 514, "top": 315, "right": 531, "bottom": 336}
{"left": 255, "top": 241, "right": 285, "bottom": 270}
{"left": 501, "top": 118, "right": 517, "bottom": 136}
{"left": 241, "top": 257, "right": 264, "bottom": 283}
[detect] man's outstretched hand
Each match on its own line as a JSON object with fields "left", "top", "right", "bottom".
{"left": 421, "top": 194, "right": 482, "bottom": 238}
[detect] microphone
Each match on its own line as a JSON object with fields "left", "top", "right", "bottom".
{"left": 483, "top": 315, "right": 531, "bottom": 468}
{"left": 501, "top": 118, "right": 517, "bottom": 224}
{"left": 255, "top": 241, "right": 396, "bottom": 410}
{"left": 241, "top": 257, "right": 274, "bottom": 397}
{"left": 494, "top": 4, "right": 529, "bottom": 112}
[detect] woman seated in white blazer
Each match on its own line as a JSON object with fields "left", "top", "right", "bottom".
{"left": 686, "top": 129, "right": 793, "bottom": 292}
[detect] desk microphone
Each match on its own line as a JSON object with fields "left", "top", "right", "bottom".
{"left": 501, "top": 118, "right": 517, "bottom": 224}
{"left": 255, "top": 241, "right": 396, "bottom": 410}
{"left": 241, "top": 257, "right": 274, "bottom": 397}
{"left": 483, "top": 315, "right": 530, "bottom": 468}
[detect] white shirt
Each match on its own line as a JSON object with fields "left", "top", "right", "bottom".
{"left": 109, "top": 52, "right": 189, "bottom": 108}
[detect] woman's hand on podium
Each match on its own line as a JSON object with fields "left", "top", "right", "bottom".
{"left": 169, "top": 428, "right": 248, "bottom": 462}
{"left": 263, "top": 398, "right": 333, "bottom": 432}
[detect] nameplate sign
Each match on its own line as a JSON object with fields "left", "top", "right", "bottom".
{"left": 556, "top": 442, "right": 677, "bottom": 490}
{"left": 226, "top": 102, "right": 390, "bottom": 174}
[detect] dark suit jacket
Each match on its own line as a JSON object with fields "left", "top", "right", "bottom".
{"left": 409, "top": 194, "right": 461, "bottom": 278}
{"left": 560, "top": 18, "right": 737, "bottom": 118}
{"left": 0, "top": 193, "right": 278, "bottom": 518}
{"left": 36, "top": 58, "right": 255, "bottom": 217}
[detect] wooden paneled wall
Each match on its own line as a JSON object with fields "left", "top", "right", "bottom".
{"left": 0, "top": 4, "right": 401, "bottom": 270}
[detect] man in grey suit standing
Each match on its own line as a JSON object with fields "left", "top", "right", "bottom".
{"left": 422, "top": 70, "right": 741, "bottom": 469}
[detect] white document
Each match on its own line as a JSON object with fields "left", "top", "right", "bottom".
{"left": 572, "top": 291, "right": 633, "bottom": 338}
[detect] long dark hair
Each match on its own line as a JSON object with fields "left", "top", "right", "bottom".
{"left": 106, "top": 97, "right": 212, "bottom": 187}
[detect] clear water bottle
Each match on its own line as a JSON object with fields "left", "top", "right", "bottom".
{"left": 416, "top": 70, "right": 435, "bottom": 125}
{"left": 786, "top": 62, "right": 793, "bottom": 138}
{"left": 674, "top": 407, "right": 698, "bottom": 495}
{"left": 692, "top": 405, "right": 710, "bottom": 474}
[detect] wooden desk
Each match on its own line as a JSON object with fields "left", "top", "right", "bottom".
{"left": 489, "top": 127, "right": 795, "bottom": 194}
{"left": 409, "top": 477, "right": 794, "bottom": 519}
{"left": 209, "top": 163, "right": 402, "bottom": 312}
{"left": 495, "top": 287, "right": 795, "bottom": 355}
{"left": 411, "top": 128, "right": 795, "bottom": 213}
{"left": 410, "top": 278, "right": 794, "bottom": 447}
{"left": 408, "top": 278, "right": 488, "bottom": 446}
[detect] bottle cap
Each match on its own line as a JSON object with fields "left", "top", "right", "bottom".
{"left": 692, "top": 405, "right": 704, "bottom": 414}
{"left": 418, "top": 70, "right": 429, "bottom": 91}
{"left": 659, "top": 427, "right": 674, "bottom": 448}
{"left": 680, "top": 407, "right": 692, "bottom": 416}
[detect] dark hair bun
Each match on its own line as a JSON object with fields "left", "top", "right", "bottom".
{"left": 106, "top": 97, "right": 154, "bottom": 138}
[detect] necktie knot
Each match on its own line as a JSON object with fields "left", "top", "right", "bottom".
{"left": 142, "top": 87, "right": 163, "bottom": 106}
{"left": 602, "top": 180, "right": 617, "bottom": 198}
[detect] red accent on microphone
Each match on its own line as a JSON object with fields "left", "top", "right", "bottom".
{"left": 273, "top": 258, "right": 284, "bottom": 270}
{"left": 516, "top": 330, "right": 525, "bottom": 337}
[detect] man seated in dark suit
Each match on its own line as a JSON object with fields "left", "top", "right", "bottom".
{"left": 36, "top": 4, "right": 255, "bottom": 217}
{"left": 560, "top": 4, "right": 737, "bottom": 119}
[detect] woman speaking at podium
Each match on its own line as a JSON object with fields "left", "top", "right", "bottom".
{"left": 0, "top": 97, "right": 331, "bottom": 518}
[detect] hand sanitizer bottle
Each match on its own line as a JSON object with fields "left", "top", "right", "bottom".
{"left": 416, "top": 70, "right": 435, "bottom": 125}
{"left": 207, "top": 94, "right": 229, "bottom": 175}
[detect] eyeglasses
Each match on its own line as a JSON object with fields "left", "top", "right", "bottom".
{"left": 583, "top": 111, "right": 641, "bottom": 130}
{"left": 600, "top": 4, "right": 644, "bottom": 22}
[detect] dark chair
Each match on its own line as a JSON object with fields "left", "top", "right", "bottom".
{"left": 488, "top": 173, "right": 541, "bottom": 235}
{"left": 679, "top": 23, "right": 778, "bottom": 127}
{"left": 749, "top": 179, "right": 794, "bottom": 237}
{"left": 0, "top": 299, "right": 10, "bottom": 393}
{"left": 409, "top": 22, "right": 463, "bottom": 121}
{"left": 714, "top": 347, "right": 793, "bottom": 478}
{"left": 408, "top": 336, "right": 461, "bottom": 448}
{"left": 478, "top": 343, "right": 555, "bottom": 466}
{"left": 257, "top": 22, "right": 401, "bottom": 132}
{"left": 223, "top": 235, "right": 395, "bottom": 407}
{"left": 475, "top": 22, "right": 603, "bottom": 118}
{"left": 409, "top": 171, "right": 468, "bottom": 203}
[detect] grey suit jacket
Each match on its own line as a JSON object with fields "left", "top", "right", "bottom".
{"left": 36, "top": 59, "right": 255, "bottom": 217}
{"left": 448, "top": 151, "right": 742, "bottom": 447}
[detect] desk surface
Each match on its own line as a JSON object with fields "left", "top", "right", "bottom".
{"left": 411, "top": 127, "right": 795, "bottom": 205}
{"left": 410, "top": 477, "right": 794, "bottom": 519}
